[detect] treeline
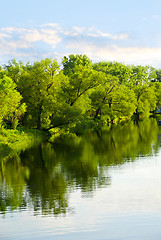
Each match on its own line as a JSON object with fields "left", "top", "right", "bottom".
{"left": 1, "top": 54, "right": 161, "bottom": 132}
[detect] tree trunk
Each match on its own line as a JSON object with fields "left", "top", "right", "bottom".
{"left": 94, "top": 96, "right": 107, "bottom": 119}
{"left": 37, "top": 114, "right": 41, "bottom": 130}
{"left": 37, "top": 103, "right": 43, "bottom": 130}
{"left": 94, "top": 106, "right": 101, "bottom": 119}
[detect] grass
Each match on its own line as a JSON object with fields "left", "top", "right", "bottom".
{"left": 0, "top": 127, "right": 45, "bottom": 161}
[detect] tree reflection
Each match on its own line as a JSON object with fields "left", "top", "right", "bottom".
{"left": 0, "top": 154, "right": 29, "bottom": 213}
{"left": 87, "top": 118, "right": 160, "bottom": 166}
{"left": 0, "top": 118, "right": 161, "bottom": 216}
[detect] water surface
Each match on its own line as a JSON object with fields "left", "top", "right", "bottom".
{"left": 1, "top": 119, "right": 161, "bottom": 239}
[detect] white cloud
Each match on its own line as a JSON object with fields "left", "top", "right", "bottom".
{"left": 0, "top": 23, "right": 160, "bottom": 67}
{"left": 72, "top": 26, "right": 86, "bottom": 35}
{"left": 0, "top": 40, "right": 32, "bottom": 52}
{"left": 87, "top": 33, "right": 100, "bottom": 38}
{"left": 40, "top": 29, "right": 62, "bottom": 46}
{"left": 60, "top": 26, "right": 129, "bottom": 41}
{"left": 113, "top": 33, "right": 129, "bottom": 40}
{"left": 41, "top": 23, "right": 61, "bottom": 29}
{"left": 22, "top": 29, "right": 42, "bottom": 42}
{"left": 89, "top": 30, "right": 129, "bottom": 40}
{"left": 0, "top": 33, "right": 11, "bottom": 39}
{"left": 66, "top": 42, "right": 161, "bottom": 67}
{"left": 22, "top": 28, "right": 62, "bottom": 47}
{"left": 1, "top": 27, "right": 27, "bottom": 34}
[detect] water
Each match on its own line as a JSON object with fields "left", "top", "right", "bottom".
{"left": 1, "top": 119, "right": 161, "bottom": 239}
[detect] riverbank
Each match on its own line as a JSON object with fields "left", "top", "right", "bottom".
{"left": 0, "top": 128, "right": 45, "bottom": 161}
{"left": 0, "top": 115, "right": 157, "bottom": 161}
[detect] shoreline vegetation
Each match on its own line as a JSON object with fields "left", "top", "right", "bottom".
{"left": 0, "top": 128, "right": 45, "bottom": 161}
{"left": 1, "top": 54, "right": 161, "bottom": 158}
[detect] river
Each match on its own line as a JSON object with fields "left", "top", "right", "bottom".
{"left": 0, "top": 118, "right": 161, "bottom": 239}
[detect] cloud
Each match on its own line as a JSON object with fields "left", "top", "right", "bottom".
{"left": 0, "top": 33, "right": 11, "bottom": 39}
{"left": 66, "top": 41, "right": 161, "bottom": 67}
{"left": 87, "top": 30, "right": 129, "bottom": 40}
{"left": 1, "top": 26, "right": 62, "bottom": 46}
{"left": 0, "top": 40, "right": 32, "bottom": 54}
{"left": 1, "top": 27, "right": 27, "bottom": 34}
{"left": 61, "top": 27, "right": 130, "bottom": 41}
{"left": 22, "top": 29, "right": 42, "bottom": 42}
{"left": 40, "top": 29, "right": 62, "bottom": 46}
{"left": 0, "top": 23, "right": 160, "bottom": 68}
{"left": 22, "top": 28, "right": 62, "bottom": 47}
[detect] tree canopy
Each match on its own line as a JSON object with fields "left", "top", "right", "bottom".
{"left": 1, "top": 55, "right": 161, "bottom": 131}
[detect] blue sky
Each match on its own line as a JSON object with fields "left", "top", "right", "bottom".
{"left": 1, "top": 0, "right": 161, "bottom": 67}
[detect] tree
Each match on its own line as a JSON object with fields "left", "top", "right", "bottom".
{"left": 61, "top": 55, "right": 109, "bottom": 125}
{"left": 62, "top": 65, "right": 104, "bottom": 107}
{"left": 10, "top": 103, "right": 26, "bottom": 129}
{"left": 4, "top": 59, "right": 24, "bottom": 85}
{"left": 89, "top": 74, "right": 119, "bottom": 120}
{"left": 155, "top": 69, "right": 161, "bottom": 82}
{"left": 130, "top": 65, "right": 149, "bottom": 85}
{"left": 131, "top": 66, "right": 157, "bottom": 118}
{"left": 62, "top": 54, "right": 92, "bottom": 76}
{"left": 62, "top": 54, "right": 99, "bottom": 108}
{"left": 147, "top": 66, "right": 157, "bottom": 82}
{"left": 93, "top": 61, "right": 132, "bottom": 84}
{"left": 0, "top": 72, "right": 26, "bottom": 129}
{"left": 111, "top": 85, "right": 137, "bottom": 119}
{"left": 17, "top": 59, "right": 63, "bottom": 130}
{"left": 153, "top": 82, "right": 161, "bottom": 106}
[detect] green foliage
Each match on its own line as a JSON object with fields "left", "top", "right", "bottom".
{"left": 130, "top": 65, "right": 149, "bottom": 85}
{"left": 153, "top": 82, "right": 161, "bottom": 106}
{"left": 0, "top": 72, "right": 26, "bottom": 129}
{"left": 62, "top": 54, "right": 92, "bottom": 76}
{"left": 1, "top": 56, "right": 161, "bottom": 216}
{"left": 4, "top": 59, "right": 24, "bottom": 84}
{"left": 0, "top": 128, "right": 45, "bottom": 160}
{"left": 48, "top": 129, "right": 80, "bottom": 145}
{"left": 155, "top": 69, "right": 161, "bottom": 82}
{"left": 112, "top": 85, "right": 137, "bottom": 119}
{"left": 50, "top": 104, "right": 81, "bottom": 129}
{"left": 148, "top": 66, "right": 157, "bottom": 82}
{"left": 15, "top": 58, "right": 62, "bottom": 129}
{"left": 89, "top": 74, "right": 119, "bottom": 119}
{"left": 93, "top": 61, "right": 132, "bottom": 84}
{"left": 0, "top": 55, "right": 161, "bottom": 133}
{"left": 62, "top": 64, "right": 103, "bottom": 107}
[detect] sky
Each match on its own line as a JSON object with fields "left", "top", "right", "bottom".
{"left": 1, "top": 0, "right": 161, "bottom": 68}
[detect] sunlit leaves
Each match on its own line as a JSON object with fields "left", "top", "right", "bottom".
{"left": 0, "top": 73, "right": 25, "bottom": 127}
{"left": 15, "top": 59, "right": 62, "bottom": 129}
{"left": 112, "top": 85, "right": 137, "bottom": 118}
{"left": 1, "top": 55, "right": 161, "bottom": 129}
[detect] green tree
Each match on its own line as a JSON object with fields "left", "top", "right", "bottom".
{"left": 4, "top": 59, "right": 24, "bottom": 85}
{"left": 62, "top": 55, "right": 103, "bottom": 112}
{"left": 151, "top": 82, "right": 161, "bottom": 113}
{"left": 131, "top": 66, "right": 157, "bottom": 118}
{"left": 62, "top": 54, "right": 92, "bottom": 76}
{"left": 155, "top": 69, "right": 161, "bottom": 82}
{"left": 93, "top": 61, "right": 132, "bottom": 84}
{"left": 147, "top": 66, "right": 157, "bottom": 82}
{"left": 62, "top": 65, "right": 103, "bottom": 107}
{"left": 112, "top": 85, "right": 137, "bottom": 119}
{"left": 61, "top": 56, "right": 108, "bottom": 128}
{"left": 17, "top": 59, "right": 64, "bottom": 130}
{"left": 89, "top": 74, "right": 119, "bottom": 121}
{"left": 0, "top": 72, "right": 25, "bottom": 129}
